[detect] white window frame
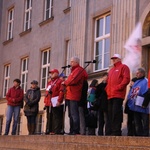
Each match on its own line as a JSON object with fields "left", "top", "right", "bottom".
{"left": 24, "top": 0, "right": 32, "bottom": 31}
{"left": 7, "top": 8, "right": 14, "bottom": 40}
{"left": 44, "top": 0, "right": 53, "bottom": 20}
{"left": 3, "top": 65, "right": 10, "bottom": 97}
{"left": 94, "top": 13, "right": 111, "bottom": 71}
{"left": 41, "top": 49, "right": 50, "bottom": 90}
{"left": 21, "top": 57, "right": 28, "bottom": 93}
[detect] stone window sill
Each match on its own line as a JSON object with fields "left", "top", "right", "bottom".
{"left": 63, "top": 7, "right": 71, "bottom": 14}
{"left": 39, "top": 16, "right": 54, "bottom": 27}
{"left": 19, "top": 28, "right": 32, "bottom": 37}
{"left": 3, "top": 38, "right": 13, "bottom": 45}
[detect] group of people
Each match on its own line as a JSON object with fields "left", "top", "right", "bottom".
{"left": 3, "top": 54, "right": 150, "bottom": 136}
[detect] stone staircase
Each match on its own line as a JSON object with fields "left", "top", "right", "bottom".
{"left": 0, "top": 135, "right": 150, "bottom": 150}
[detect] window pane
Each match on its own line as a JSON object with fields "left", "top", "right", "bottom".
{"left": 104, "top": 38, "right": 110, "bottom": 53}
{"left": 95, "top": 55, "right": 102, "bottom": 70}
{"left": 43, "top": 51, "right": 48, "bottom": 65}
{"left": 10, "top": 10, "right": 13, "bottom": 20}
{"left": 48, "top": 51, "right": 50, "bottom": 63}
{"left": 105, "top": 15, "right": 111, "bottom": 34}
{"left": 23, "top": 59, "right": 26, "bottom": 71}
{"left": 42, "top": 78, "right": 46, "bottom": 89}
{"left": 26, "top": 0, "right": 30, "bottom": 9}
{"left": 6, "top": 66, "right": 9, "bottom": 77}
{"left": 46, "top": 10, "right": 49, "bottom": 19}
{"left": 104, "top": 53, "right": 110, "bottom": 68}
{"left": 42, "top": 68, "right": 46, "bottom": 78}
{"left": 96, "top": 18, "right": 103, "bottom": 37}
{"left": 46, "top": 0, "right": 50, "bottom": 9}
{"left": 96, "top": 41, "right": 102, "bottom": 55}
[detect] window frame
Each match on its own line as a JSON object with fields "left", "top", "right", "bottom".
{"left": 94, "top": 13, "right": 111, "bottom": 72}
{"left": 44, "top": 0, "right": 53, "bottom": 20}
{"left": 40, "top": 49, "right": 50, "bottom": 90}
{"left": 24, "top": 0, "right": 32, "bottom": 31}
{"left": 3, "top": 64, "right": 11, "bottom": 97}
{"left": 7, "top": 7, "right": 14, "bottom": 40}
{"left": 21, "top": 57, "right": 29, "bottom": 93}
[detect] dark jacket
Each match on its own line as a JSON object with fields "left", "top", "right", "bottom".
{"left": 24, "top": 87, "right": 41, "bottom": 116}
{"left": 78, "top": 80, "right": 88, "bottom": 107}
{"left": 96, "top": 82, "right": 108, "bottom": 112}
{"left": 6, "top": 86, "right": 24, "bottom": 106}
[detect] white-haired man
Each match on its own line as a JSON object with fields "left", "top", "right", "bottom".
{"left": 64, "top": 56, "right": 88, "bottom": 135}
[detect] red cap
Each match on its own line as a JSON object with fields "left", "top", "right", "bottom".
{"left": 49, "top": 69, "right": 59, "bottom": 74}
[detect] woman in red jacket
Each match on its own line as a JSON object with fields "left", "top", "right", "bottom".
{"left": 4, "top": 79, "right": 24, "bottom": 135}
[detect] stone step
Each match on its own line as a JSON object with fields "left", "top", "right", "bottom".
{"left": 0, "top": 135, "right": 150, "bottom": 150}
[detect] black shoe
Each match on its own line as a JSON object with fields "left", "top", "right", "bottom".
{"left": 3, "top": 133, "right": 8, "bottom": 135}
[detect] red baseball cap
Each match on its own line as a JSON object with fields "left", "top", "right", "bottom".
{"left": 49, "top": 69, "right": 59, "bottom": 74}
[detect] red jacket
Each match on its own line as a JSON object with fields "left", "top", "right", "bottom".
{"left": 64, "top": 64, "right": 88, "bottom": 101}
{"left": 44, "top": 78, "right": 64, "bottom": 106}
{"left": 6, "top": 86, "right": 24, "bottom": 106}
{"left": 106, "top": 61, "right": 130, "bottom": 100}
{"left": 148, "top": 70, "right": 150, "bottom": 88}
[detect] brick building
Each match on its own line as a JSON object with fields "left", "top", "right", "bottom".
{"left": 0, "top": 0, "right": 150, "bottom": 135}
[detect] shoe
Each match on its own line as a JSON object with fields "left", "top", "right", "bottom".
{"left": 3, "top": 133, "right": 8, "bottom": 136}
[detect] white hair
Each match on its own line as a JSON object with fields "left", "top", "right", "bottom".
{"left": 71, "top": 56, "right": 80, "bottom": 64}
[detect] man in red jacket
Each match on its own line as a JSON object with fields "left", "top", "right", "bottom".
{"left": 106, "top": 54, "right": 130, "bottom": 136}
{"left": 4, "top": 79, "right": 24, "bottom": 135}
{"left": 44, "top": 69, "right": 64, "bottom": 134}
{"left": 64, "top": 56, "right": 88, "bottom": 135}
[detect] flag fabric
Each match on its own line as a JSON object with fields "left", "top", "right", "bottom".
{"left": 123, "top": 22, "right": 142, "bottom": 73}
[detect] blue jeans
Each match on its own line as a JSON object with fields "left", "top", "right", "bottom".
{"left": 67, "top": 100, "right": 80, "bottom": 134}
{"left": 5, "top": 105, "right": 20, "bottom": 135}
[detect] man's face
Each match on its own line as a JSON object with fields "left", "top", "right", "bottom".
{"left": 13, "top": 81, "right": 20, "bottom": 87}
{"left": 111, "top": 58, "right": 120, "bottom": 64}
{"left": 51, "top": 72, "right": 58, "bottom": 79}
{"left": 70, "top": 60, "right": 78, "bottom": 67}
{"left": 136, "top": 70, "right": 143, "bottom": 79}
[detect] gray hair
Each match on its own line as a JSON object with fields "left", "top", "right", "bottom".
{"left": 137, "top": 67, "right": 146, "bottom": 76}
{"left": 71, "top": 56, "right": 80, "bottom": 64}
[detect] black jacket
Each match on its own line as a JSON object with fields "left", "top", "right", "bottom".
{"left": 95, "top": 82, "right": 108, "bottom": 112}
{"left": 24, "top": 87, "right": 41, "bottom": 116}
{"left": 78, "top": 80, "right": 88, "bottom": 108}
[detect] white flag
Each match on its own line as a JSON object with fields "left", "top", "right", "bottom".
{"left": 123, "top": 22, "right": 142, "bottom": 73}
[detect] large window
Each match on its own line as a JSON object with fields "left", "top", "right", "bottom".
{"left": 24, "top": 0, "right": 32, "bottom": 31}
{"left": 35, "top": 113, "right": 44, "bottom": 134}
{"left": 41, "top": 49, "right": 50, "bottom": 89}
{"left": 94, "top": 13, "right": 111, "bottom": 71}
{"left": 21, "top": 57, "right": 28, "bottom": 93}
{"left": 44, "top": 0, "right": 53, "bottom": 20}
{"left": 7, "top": 8, "right": 14, "bottom": 40}
{"left": 3, "top": 65, "right": 10, "bottom": 97}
